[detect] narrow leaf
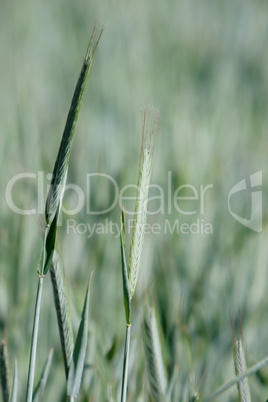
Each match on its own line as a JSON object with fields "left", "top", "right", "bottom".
{"left": 33, "top": 348, "right": 54, "bottom": 402}
{"left": 9, "top": 358, "right": 18, "bottom": 402}
{"left": 120, "top": 208, "right": 131, "bottom": 325}
{"left": 67, "top": 274, "right": 92, "bottom": 397}
{"left": 0, "top": 340, "right": 11, "bottom": 402}
{"left": 50, "top": 252, "right": 74, "bottom": 377}
{"left": 106, "top": 336, "right": 118, "bottom": 362}
{"left": 166, "top": 366, "right": 178, "bottom": 401}
{"left": 45, "top": 24, "right": 103, "bottom": 225}
{"left": 38, "top": 206, "right": 59, "bottom": 276}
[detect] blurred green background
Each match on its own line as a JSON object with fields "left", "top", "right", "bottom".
{"left": 1, "top": 0, "right": 268, "bottom": 400}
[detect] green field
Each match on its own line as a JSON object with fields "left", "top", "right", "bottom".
{"left": 1, "top": 1, "right": 268, "bottom": 401}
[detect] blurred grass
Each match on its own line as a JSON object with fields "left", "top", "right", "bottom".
{"left": 1, "top": 0, "right": 268, "bottom": 400}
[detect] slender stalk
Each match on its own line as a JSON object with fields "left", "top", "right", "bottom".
{"left": 26, "top": 276, "right": 44, "bottom": 402}
{"left": 203, "top": 355, "right": 268, "bottom": 402}
{"left": 121, "top": 324, "right": 131, "bottom": 402}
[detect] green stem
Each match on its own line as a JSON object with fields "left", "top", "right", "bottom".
{"left": 26, "top": 276, "right": 44, "bottom": 402}
{"left": 121, "top": 324, "right": 131, "bottom": 402}
{"left": 204, "top": 354, "right": 268, "bottom": 402}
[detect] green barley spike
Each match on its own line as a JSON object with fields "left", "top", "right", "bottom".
{"left": 233, "top": 338, "right": 251, "bottom": 402}
{"left": 128, "top": 107, "right": 159, "bottom": 299}
{"left": 50, "top": 252, "right": 74, "bottom": 377}
{"left": 231, "top": 316, "right": 251, "bottom": 402}
{"left": 45, "top": 24, "right": 103, "bottom": 225}
{"left": 143, "top": 305, "right": 167, "bottom": 402}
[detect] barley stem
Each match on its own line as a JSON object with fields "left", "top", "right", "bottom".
{"left": 121, "top": 324, "right": 131, "bottom": 402}
{"left": 26, "top": 276, "right": 44, "bottom": 402}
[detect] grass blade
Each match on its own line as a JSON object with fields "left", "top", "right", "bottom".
{"left": 106, "top": 335, "right": 118, "bottom": 362}
{"left": 128, "top": 107, "right": 159, "bottom": 300}
{"left": 166, "top": 366, "right": 178, "bottom": 401}
{"left": 143, "top": 305, "right": 167, "bottom": 402}
{"left": 120, "top": 208, "right": 131, "bottom": 325}
{"left": 120, "top": 208, "right": 132, "bottom": 401}
{"left": 33, "top": 347, "right": 54, "bottom": 402}
{"left": 67, "top": 273, "right": 92, "bottom": 398}
{"left": 38, "top": 206, "right": 59, "bottom": 277}
{"left": 120, "top": 324, "right": 131, "bottom": 402}
{"left": 26, "top": 276, "right": 44, "bottom": 402}
{"left": 50, "top": 252, "right": 74, "bottom": 378}
{"left": 45, "top": 24, "right": 103, "bottom": 226}
{"left": 0, "top": 340, "right": 11, "bottom": 402}
{"left": 9, "top": 358, "right": 18, "bottom": 402}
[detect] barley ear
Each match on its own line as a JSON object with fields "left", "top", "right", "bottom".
{"left": 50, "top": 251, "right": 74, "bottom": 377}
{"left": 45, "top": 24, "right": 103, "bottom": 226}
{"left": 143, "top": 305, "right": 167, "bottom": 402}
{"left": 231, "top": 319, "right": 251, "bottom": 402}
{"left": 128, "top": 107, "right": 159, "bottom": 299}
{"left": 233, "top": 338, "right": 251, "bottom": 402}
{"left": 0, "top": 340, "right": 11, "bottom": 402}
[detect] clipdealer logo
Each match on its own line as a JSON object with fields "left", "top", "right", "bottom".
{"left": 5, "top": 170, "right": 263, "bottom": 235}
{"left": 228, "top": 171, "right": 262, "bottom": 233}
